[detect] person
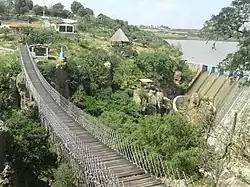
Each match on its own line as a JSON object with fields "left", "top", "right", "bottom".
{"left": 212, "top": 42, "right": 216, "bottom": 50}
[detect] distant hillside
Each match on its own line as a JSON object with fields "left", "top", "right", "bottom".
{"left": 140, "top": 27, "right": 201, "bottom": 40}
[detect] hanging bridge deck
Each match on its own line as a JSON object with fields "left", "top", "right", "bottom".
{"left": 20, "top": 45, "right": 166, "bottom": 187}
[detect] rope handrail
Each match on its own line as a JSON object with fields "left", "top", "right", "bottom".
{"left": 19, "top": 45, "right": 123, "bottom": 187}
{"left": 21, "top": 44, "right": 195, "bottom": 186}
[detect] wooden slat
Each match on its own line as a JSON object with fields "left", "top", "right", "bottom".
{"left": 20, "top": 45, "right": 167, "bottom": 187}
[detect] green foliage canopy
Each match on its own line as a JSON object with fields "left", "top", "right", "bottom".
{"left": 0, "top": 53, "right": 20, "bottom": 117}
{"left": 4, "top": 110, "right": 57, "bottom": 185}
{"left": 14, "top": 0, "right": 29, "bottom": 15}
{"left": 113, "top": 59, "right": 143, "bottom": 88}
{"left": 32, "top": 4, "right": 43, "bottom": 16}
{"left": 52, "top": 163, "right": 75, "bottom": 187}
{"left": 129, "top": 114, "right": 206, "bottom": 176}
{"left": 71, "top": 1, "right": 83, "bottom": 14}
{"left": 200, "top": 0, "right": 250, "bottom": 70}
{"left": 70, "top": 52, "right": 110, "bottom": 94}
{"left": 25, "top": 28, "right": 62, "bottom": 45}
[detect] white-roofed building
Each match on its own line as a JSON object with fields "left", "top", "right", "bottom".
{"left": 47, "top": 19, "right": 78, "bottom": 33}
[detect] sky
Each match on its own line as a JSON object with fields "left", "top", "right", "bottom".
{"left": 33, "top": 0, "right": 233, "bottom": 29}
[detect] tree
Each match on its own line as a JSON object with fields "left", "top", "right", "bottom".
{"left": 14, "top": 0, "right": 29, "bottom": 15}
{"left": 77, "top": 6, "right": 85, "bottom": 17}
{"left": 201, "top": 0, "right": 250, "bottom": 70}
{"left": 70, "top": 1, "right": 83, "bottom": 14}
{"left": 0, "top": 0, "right": 15, "bottom": 15}
{"left": 130, "top": 114, "right": 207, "bottom": 177}
{"left": 113, "top": 59, "right": 143, "bottom": 89}
{"left": 70, "top": 52, "right": 110, "bottom": 95}
{"left": 50, "top": 3, "right": 65, "bottom": 17}
{"left": 52, "top": 164, "right": 75, "bottom": 187}
{"left": 83, "top": 7, "right": 94, "bottom": 16}
{"left": 0, "top": 1, "right": 6, "bottom": 14}
{"left": 26, "top": 0, "right": 33, "bottom": 10}
{"left": 4, "top": 110, "right": 57, "bottom": 186}
{"left": 32, "top": 4, "right": 43, "bottom": 15}
{"left": 25, "top": 29, "right": 60, "bottom": 45}
{"left": 136, "top": 52, "right": 177, "bottom": 87}
{"left": 60, "top": 9, "right": 71, "bottom": 18}
{"left": 0, "top": 53, "right": 20, "bottom": 117}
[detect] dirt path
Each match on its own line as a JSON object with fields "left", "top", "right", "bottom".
{"left": 0, "top": 47, "right": 15, "bottom": 53}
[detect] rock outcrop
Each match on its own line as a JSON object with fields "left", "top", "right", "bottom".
{"left": 55, "top": 62, "right": 70, "bottom": 99}
{"left": 219, "top": 162, "right": 250, "bottom": 187}
{"left": 174, "top": 70, "right": 182, "bottom": 85}
{"left": 217, "top": 110, "right": 250, "bottom": 187}
{"left": 4, "top": 74, "right": 20, "bottom": 109}
{"left": 177, "top": 93, "right": 216, "bottom": 126}
{"left": 16, "top": 72, "right": 37, "bottom": 110}
{"left": 133, "top": 88, "right": 171, "bottom": 115}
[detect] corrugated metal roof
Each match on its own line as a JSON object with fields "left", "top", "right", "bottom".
{"left": 62, "top": 19, "right": 77, "bottom": 24}
{"left": 166, "top": 39, "right": 239, "bottom": 66}
{"left": 7, "top": 22, "right": 41, "bottom": 28}
{"left": 29, "top": 44, "right": 49, "bottom": 47}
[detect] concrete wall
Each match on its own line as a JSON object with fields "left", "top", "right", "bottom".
{"left": 185, "top": 62, "right": 204, "bottom": 92}
{"left": 173, "top": 95, "right": 186, "bottom": 112}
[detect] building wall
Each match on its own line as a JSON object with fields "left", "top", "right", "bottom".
{"left": 29, "top": 46, "right": 49, "bottom": 58}
{"left": 55, "top": 24, "right": 75, "bottom": 33}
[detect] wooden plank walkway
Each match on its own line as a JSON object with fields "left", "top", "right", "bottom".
{"left": 20, "top": 45, "right": 166, "bottom": 187}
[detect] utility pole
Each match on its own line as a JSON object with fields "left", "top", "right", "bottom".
{"left": 43, "top": 0, "right": 46, "bottom": 17}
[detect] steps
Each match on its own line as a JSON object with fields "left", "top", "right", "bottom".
{"left": 214, "top": 80, "right": 238, "bottom": 110}
{"left": 188, "top": 71, "right": 209, "bottom": 95}
{"left": 189, "top": 72, "right": 237, "bottom": 111}
{"left": 215, "top": 81, "right": 241, "bottom": 123}
{"left": 199, "top": 74, "right": 217, "bottom": 96}
{"left": 206, "top": 75, "right": 226, "bottom": 99}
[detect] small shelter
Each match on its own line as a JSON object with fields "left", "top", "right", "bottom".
{"left": 110, "top": 28, "right": 130, "bottom": 46}
{"left": 29, "top": 44, "right": 49, "bottom": 58}
{"left": 140, "top": 78, "right": 153, "bottom": 88}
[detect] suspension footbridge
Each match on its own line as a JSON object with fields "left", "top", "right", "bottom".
{"left": 19, "top": 44, "right": 190, "bottom": 186}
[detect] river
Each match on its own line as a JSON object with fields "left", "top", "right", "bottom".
{"left": 166, "top": 39, "right": 239, "bottom": 66}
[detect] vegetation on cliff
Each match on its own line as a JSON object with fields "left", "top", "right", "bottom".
{"left": 0, "top": 53, "right": 20, "bottom": 117}
{"left": 0, "top": 0, "right": 211, "bottom": 184}
{"left": 3, "top": 110, "right": 57, "bottom": 186}
{"left": 20, "top": 1, "right": 208, "bottom": 179}
{"left": 0, "top": 52, "right": 75, "bottom": 187}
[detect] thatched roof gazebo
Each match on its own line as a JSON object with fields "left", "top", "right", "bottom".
{"left": 110, "top": 28, "right": 130, "bottom": 46}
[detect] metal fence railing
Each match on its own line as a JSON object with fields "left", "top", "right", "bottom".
{"left": 19, "top": 44, "right": 195, "bottom": 187}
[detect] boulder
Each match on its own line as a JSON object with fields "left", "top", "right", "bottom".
{"left": 174, "top": 70, "right": 182, "bottom": 85}
{"left": 55, "top": 63, "right": 69, "bottom": 98}
{"left": 16, "top": 73, "right": 30, "bottom": 109}
{"left": 219, "top": 162, "right": 250, "bottom": 187}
